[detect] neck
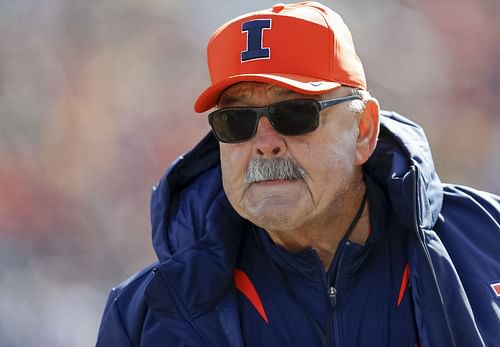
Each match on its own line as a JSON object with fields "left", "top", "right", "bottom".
{"left": 265, "top": 177, "right": 370, "bottom": 269}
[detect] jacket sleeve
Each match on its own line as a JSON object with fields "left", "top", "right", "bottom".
{"left": 95, "top": 265, "right": 156, "bottom": 347}
{"left": 96, "top": 288, "right": 134, "bottom": 347}
{"left": 436, "top": 184, "right": 500, "bottom": 346}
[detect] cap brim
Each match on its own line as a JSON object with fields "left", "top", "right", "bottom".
{"left": 194, "top": 73, "right": 342, "bottom": 113}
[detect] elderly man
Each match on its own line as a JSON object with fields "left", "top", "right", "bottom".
{"left": 96, "top": 2, "right": 499, "bottom": 346}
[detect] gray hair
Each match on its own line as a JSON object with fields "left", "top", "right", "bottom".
{"left": 347, "top": 88, "right": 372, "bottom": 114}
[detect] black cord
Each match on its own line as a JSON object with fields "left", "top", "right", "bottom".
{"left": 342, "top": 191, "right": 368, "bottom": 242}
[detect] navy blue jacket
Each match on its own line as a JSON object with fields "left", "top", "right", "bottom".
{"left": 96, "top": 112, "right": 500, "bottom": 346}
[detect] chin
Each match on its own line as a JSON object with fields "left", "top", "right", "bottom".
{"left": 248, "top": 211, "right": 305, "bottom": 232}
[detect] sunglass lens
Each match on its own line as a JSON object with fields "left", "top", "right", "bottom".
{"left": 210, "top": 109, "right": 257, "bottom": 143}
{"left": 271, "top": 100, "right": 319, "bottom": 135}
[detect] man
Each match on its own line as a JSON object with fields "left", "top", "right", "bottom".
{"left": 96, "top": 2, "right": 499, "bottom": 346}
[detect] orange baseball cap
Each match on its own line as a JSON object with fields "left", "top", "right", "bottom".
{"left": 194, "top": 1, "right": 366, "bottom": 113}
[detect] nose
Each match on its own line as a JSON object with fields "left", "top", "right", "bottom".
{"left": 254, "top": 116, "right": 286, "bottom": 157}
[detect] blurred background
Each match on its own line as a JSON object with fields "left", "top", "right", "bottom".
{"left": 0, "top": 0, "right": 498, "bottom": 346}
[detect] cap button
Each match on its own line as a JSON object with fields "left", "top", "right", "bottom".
{"left": 272, "top": 3, "right": 285, "bottom": 12}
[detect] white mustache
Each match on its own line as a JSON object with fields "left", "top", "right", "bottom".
{"left": 245, "top": 158, "right": 307, "bottom": 183}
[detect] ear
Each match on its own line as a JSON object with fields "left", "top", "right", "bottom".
{"left": 354, "top": 97, "right": 380, "bottom": 165}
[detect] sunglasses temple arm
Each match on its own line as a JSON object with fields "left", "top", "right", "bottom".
{"left": 318, "top": 92, "right": 362, "bottom": 110}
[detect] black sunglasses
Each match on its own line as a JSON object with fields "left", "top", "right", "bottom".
{"left": 208, "top": 89, "right": 363, "bottom": 143}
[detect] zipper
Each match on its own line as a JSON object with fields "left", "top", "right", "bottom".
{"left": 410, "top": 165, "right": 456, "bottom": 347}
{"left": 328, "top": 284, "right": 342, "bottom": 346}
{"left": 325, "top": 284, "right": 336, "bottom": 347}
{"left": 309, "top": 249, "right": 335, "bottom": 347}
{"left": 311, "top": 239, "right": 349, "bottom": 347}
{"left": 330, "top": 253, "right": 344, "bottom": 347}
{"left": 317, "top": 242, "right": 348, "bottom": 347}
{"left": 328, "top": 286, "right": 337, "bottom": 308}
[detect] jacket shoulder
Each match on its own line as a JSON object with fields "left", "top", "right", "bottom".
{"left": 437, "top": 183, "right": 499, "bottom": 256}
{"left": 96, "top": 263, "right": 157, "bottom": 346}
{"left": 441, "top": 184, "right": 499, "bottom": 223}
{"left": 435, "top": 184, "right": 500, "bottom": 346}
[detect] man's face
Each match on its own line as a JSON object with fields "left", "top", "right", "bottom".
{"left": 218, "top": 82, "right": 362, "bottom": 234}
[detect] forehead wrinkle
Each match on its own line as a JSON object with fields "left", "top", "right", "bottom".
{"left": 219, "top": 83, "right": 300, "bottom": 106}
{"left": 272, "top": 86, "right": 297, "bottom": 97}
{"left": 218, "top": 85, "right": 257, "bottom": 107}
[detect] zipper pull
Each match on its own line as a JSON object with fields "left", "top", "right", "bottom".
{"left": 329, "top": 286, "right": 337, "bottom": 309}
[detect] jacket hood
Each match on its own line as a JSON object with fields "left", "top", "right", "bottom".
{"left": 365, "top": 111, "right": 443, "bottom": 231}
{"left": 145, "top": 111, "right": 443, "bottom": 320}
{"left": 146, "top": 132, "right": 246, "bottom": 321}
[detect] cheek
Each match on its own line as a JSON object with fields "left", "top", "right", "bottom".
{"left": 220, "top": 145, "right": 247, "bottom": 181}
{"left": 307, "top": 121, "right": 357, "bottom": 163}
{"left": 219, "top": 144, "right": 251, "bottom": 202}
{"left": 301, "top": 132, "right": 358, "bottom": 191}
